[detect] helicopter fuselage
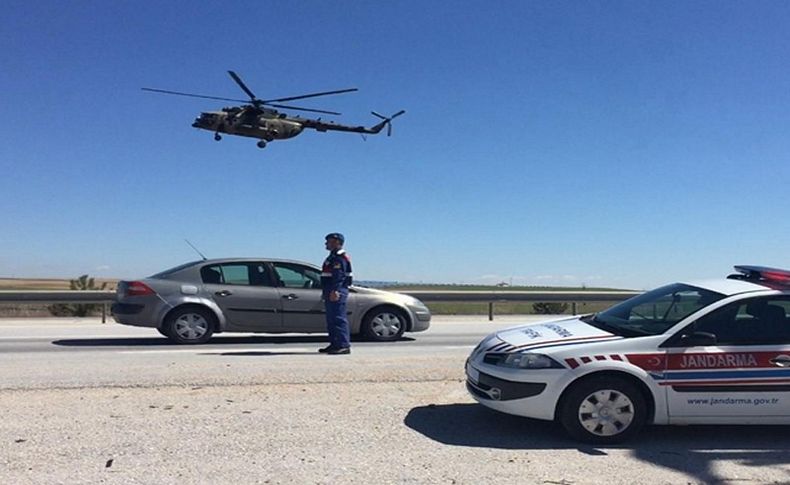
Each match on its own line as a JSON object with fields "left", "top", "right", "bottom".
{"left": 144, "top": 70, "right": 403, "bottom": 149}
{"left": 192, "top": 108, "right": 304, "bottom": 142}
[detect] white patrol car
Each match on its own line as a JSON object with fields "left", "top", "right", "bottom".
{"left": 465, "top": 266, "right": 790, "bottom": 443}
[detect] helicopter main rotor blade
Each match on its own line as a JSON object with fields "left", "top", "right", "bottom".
{"left": 266, "top": 104, "right": 341, "bottom": 116}
{"left": 141, "top": 88, "right": 249, "bottom": 104}
{"left": 263, "top": 88, "right": 358, "bottom": 104}
{"left": 227, "top": 70, "right": 258, "bottom": 102}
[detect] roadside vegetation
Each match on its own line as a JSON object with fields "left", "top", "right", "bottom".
{"left": 48, "top": 275, "right": 109, "bottom": 317}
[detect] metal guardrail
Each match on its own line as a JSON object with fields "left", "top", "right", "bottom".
{"left": 398, "top": 290, "right": 640, "bottom": 320}
{"left": 0, "top": 291, "right": 117, "bottom": 303}
{"left": 0, "top": 291, "right": 116, "bottom": 323}
{"left": 0, "top": 289, "right": 640, "bottom": 322}
{"left": 400, "top": 290, "right": 639, "bottom": 302}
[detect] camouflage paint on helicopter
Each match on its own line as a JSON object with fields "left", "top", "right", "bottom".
{"left": 144, "top": 71, "right": 404, "bottom": 149}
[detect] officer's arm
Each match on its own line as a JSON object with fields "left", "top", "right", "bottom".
{"left": 329, "top": 257, "right": 348, "bottom": 292}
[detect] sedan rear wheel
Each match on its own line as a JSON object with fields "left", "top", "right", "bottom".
{"left": 362, "top": 308, "right": 406, "bottom": 341}
{"left": 164, "top": 307, "right": 215, "bottom": 344}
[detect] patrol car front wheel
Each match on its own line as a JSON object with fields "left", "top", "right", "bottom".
{"left": 558, "top": 376, "right": 647, "bottom": 444}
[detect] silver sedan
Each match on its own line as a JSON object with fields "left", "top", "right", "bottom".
{"left": 112, "top": 258, "right": 431, "bottom": 344}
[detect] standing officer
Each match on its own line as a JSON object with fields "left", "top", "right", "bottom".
{"left": 319, "top": 233, "right": 353, "bottom": 355}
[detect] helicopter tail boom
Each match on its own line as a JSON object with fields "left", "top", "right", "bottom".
{"left": 298, "top": 110, "right": 405, "bottom": 136}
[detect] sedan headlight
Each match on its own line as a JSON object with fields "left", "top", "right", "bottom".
{"left": 484, "top": 353, "right": 563, "bottom": 369}
{"left": 406, "top": 296, "right": 428, "bottom": 309}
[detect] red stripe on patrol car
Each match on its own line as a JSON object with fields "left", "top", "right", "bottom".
{"left": 659, "top": 378, "right": 790, "bottom": 386}
{"left": 566, "top": 354, "right": 629, "bottom": 367}
{"left": 626, "top": 353, "right": 666, "bottom": 370}
{"left": 668, "top": 352, "right": 777, "bottom": 370}
{"left": 628, "top": 352, "right": 786, "bottom": 371}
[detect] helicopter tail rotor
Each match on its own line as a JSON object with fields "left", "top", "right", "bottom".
{"left": 371, "top": 110, "right": 405, "bottom": 136}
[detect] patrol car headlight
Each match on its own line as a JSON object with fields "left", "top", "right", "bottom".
{"left": 486, "top": 353, "right": 563, "bottom": 369}
{"left": 470, "top": 334, "right": 498, "bottom": 359}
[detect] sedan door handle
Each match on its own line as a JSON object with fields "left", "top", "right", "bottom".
{"left": 769, "top": 356, "right": 790, "bottom": 367}
{"left": 215, "top": 290, "right": 233, "bottom": 297}
{"left": 282, "top": 294, "right": 298, "bottom": 300}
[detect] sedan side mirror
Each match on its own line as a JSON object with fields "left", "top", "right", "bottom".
{"left": 679, "top": 331, "right": 717, "bottom": 347}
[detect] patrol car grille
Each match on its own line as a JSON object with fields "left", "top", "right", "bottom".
{"left": 467, "top": 370, "right": 547, "bottom": 401}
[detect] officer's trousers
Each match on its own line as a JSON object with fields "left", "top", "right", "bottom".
{"left": 324, "top": 292, "right": 350, "bottom": 349}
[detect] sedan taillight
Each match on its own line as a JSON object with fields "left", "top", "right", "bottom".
{"left": 126, "top": 281, "right": 155, "bottom": 296}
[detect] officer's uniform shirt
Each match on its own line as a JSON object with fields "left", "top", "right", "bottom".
{"left": 321, "top": 249, "right": 353, "bottom": 298}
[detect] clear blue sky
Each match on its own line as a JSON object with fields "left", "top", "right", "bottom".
{"left": 2, "top": 1, "right": 789, "bottom": 289}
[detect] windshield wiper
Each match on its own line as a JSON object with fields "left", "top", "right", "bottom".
{"left": 582, "top": 314, "right": 648, "bottom": 338}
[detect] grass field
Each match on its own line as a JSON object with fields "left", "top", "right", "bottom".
{"left": 0, "top": 277, "right": 118, "bottom": 291}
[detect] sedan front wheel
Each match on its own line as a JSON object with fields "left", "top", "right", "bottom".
{"left": 361, "top": 308, "right": 407, "bottom": 341}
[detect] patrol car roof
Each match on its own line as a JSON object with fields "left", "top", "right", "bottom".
{"left": 681, "top": 278, "right": 775, "bottom": 296}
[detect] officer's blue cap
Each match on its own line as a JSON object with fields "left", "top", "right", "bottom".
{"left": 325, "top": 232, "right": 345, "bottom": 243}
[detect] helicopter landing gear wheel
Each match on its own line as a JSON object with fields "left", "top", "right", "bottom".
{"left": 214, "top": 133, "right": 222, "bottom": 141}
{"left": 257, "top": 140, "right": 267, "bottom": 149}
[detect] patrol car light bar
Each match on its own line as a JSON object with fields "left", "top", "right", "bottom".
{"left": 731, "top": 265, "right": 790, "bottom": 285}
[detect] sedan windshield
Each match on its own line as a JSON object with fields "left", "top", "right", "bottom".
{"left": 583, "top": 283, "right": 725, "bottom": 336}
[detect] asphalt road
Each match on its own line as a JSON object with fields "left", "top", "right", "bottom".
{"left": 1, "top": 316, "right": 789, "bottom": 484}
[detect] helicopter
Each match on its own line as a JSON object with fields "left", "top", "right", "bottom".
{"left": 142, "top": 71, "right": 405, "bottom": 149}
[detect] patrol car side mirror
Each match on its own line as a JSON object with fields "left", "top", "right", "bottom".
{"left": 679, "top": 331, "right": 717, "bottom": 347}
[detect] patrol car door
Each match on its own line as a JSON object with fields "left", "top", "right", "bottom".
{"left": 271, "top": 262, "right": 326, "bottom": 332}
{"left": 662, "top": 296, "right": 790, "bottom": 419}
{"left": 201, "top": 262, "right": 282, "bottom": 331}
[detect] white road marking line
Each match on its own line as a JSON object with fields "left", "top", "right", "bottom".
{"left": 119, "top": 347, "right": 321, "bottom": 354}
{"left": 116, "top": 345, "right": 476, "bottom": 355}
{"left": 0, "top": 334, "right": 152, "bottom": 340}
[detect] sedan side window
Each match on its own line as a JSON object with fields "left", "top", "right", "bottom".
{"left": 273, "top": 263, "right": 321, "bottom": 289}
{"left": 200, "top": 263, "right": 273, "bottom": 287}
{"left": 691, "top": 297, "right": 790, "bottom": 345}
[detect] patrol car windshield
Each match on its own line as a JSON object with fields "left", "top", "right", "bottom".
{"left": 583, "top": 283, "right": 725, "bottom": 336}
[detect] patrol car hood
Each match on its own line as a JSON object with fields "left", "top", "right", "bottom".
{"left": 495, "top": 317, "right": 615, "bottom": 348}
